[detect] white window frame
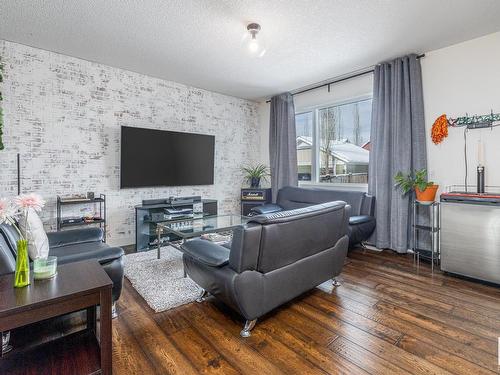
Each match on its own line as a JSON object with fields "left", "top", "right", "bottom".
{"left": 295, "top": 110, "right": 318, "bottom": 182}
{"left": 295, "top": 94, "right": 372, "bottom": 190}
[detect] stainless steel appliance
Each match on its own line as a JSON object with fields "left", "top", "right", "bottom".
{"left": 441, "top": 192, "right": 500, "bottom": 284}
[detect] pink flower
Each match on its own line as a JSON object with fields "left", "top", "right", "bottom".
{"left": 14, "top": 193, "right": 46, "bottom": 213}
{"left": 0, "top": 198, "right": 17, "bottom": 224}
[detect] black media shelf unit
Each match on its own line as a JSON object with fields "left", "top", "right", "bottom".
{"left": 56, "top": 194, "right": 107, "bottom": 242}
{"left": 241, "top": 188, "right": 272, "bottom": 216}
{"left": 135, "top": 199, "right": 217, "bottom": 252}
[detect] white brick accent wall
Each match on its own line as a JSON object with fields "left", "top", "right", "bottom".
{"left": 0, "top": 40, "right": 261, "bottom": 246}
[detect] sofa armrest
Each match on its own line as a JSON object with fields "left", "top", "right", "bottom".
{"left": 181, "top": 239, "right": 230, "bottom": 267}
{"left": 361, "top": 194, "right": 375, "bottom": 217}
{"left": 249, "top": 204, "right": 283, "bottom": 216}
{"left": 51, "top": 245, "right": 124, "bottom": 265}
{"left": 47, "top": 227, "right": 104, "bottom": 248}
{"left": 349, "top": 215, "right": 373, "bottom": 225}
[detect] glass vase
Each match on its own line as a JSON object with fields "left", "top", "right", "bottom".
{"left": 14, "top": 239, "right": 30, "bottom": 288}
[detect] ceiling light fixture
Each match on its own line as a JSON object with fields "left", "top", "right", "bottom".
{"left": 242, "top": 23, "right": 266, "bottom": 58}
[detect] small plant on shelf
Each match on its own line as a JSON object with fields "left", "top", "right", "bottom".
{"left": 241, "top": 164, "right": 270, "bottom": 188}
{"left": 394, "top": 169, "right": 438, "bottom": 204}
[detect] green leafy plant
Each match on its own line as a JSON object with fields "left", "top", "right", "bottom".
{"left": 241, "top": 164, "right": 270, "bottom": 180}
{"left": 242, "top": 164, "right": 270, "bottom": 187}
{"left": 0, "top": 55, "right": 3, "bottom": 151}
{"left": 394, "top": 169, "right": 433, "bottom": 195}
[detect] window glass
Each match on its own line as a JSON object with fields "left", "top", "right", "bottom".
{"left": 295, "top": 112, "right": 313, "bottom": 181}
{"left": 295, "top": 98, "right": 372, "bottom": 184}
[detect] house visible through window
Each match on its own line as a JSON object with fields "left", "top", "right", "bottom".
{"left": 295, "top": 112, "right": 313, "bottom": 181}
{"left": 295, "top": 98, "right": 372, "bottom": 184}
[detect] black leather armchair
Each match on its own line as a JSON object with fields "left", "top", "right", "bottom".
{"left": 251, "top": 186, "right": 376, "bottom": 248}
{"left": 0, "top": 225, "right": 124, "bottom": 305}
{"left": 182, "top": 201, "right": 350, "bottom": 337}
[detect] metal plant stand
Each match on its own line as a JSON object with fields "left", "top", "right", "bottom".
{"left": 412, "top": 201, "right": 440, "bottom": 272}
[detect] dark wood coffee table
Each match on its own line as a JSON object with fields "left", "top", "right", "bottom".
{"left": 0, "top": 260, "right": 113, "bottom": 375}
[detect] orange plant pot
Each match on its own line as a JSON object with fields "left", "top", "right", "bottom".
{"left": 415, "top": 184, "right": 439, "bottom": 203}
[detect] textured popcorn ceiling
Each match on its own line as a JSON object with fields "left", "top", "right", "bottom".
{"left": 1, "top": 0, "right": 500, "bottom": 100}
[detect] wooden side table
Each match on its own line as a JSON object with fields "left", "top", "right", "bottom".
{"left": 0, "top": 260, "right": 113, "bottom": 375}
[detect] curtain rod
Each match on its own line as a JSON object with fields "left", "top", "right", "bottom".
{"left": 265, "top": 53, "right": 425, "bottom": 103}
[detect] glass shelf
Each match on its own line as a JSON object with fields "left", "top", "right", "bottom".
{"left": 412, "top": 200, "right": 440, "bottom": 271}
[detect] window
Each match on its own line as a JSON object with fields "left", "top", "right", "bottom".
{"left": 295, "top": 98, "right": 372, "bottom": 185}
{"left": 295, "top": 112, "right": 313, "bottom": 181}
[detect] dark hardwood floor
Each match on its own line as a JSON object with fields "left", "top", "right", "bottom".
{"left": 3, "top": 249, "right": 500, "bottom": 374}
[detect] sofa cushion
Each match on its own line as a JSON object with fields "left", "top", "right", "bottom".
{"left": 181, "top": 239, "right": 230, "bottom": 267}
{"left": 49, "top": 242, "right": 124, "bottom": 265}
{"left": 250, "top": 201, "right": 346, "bottom": 225}
{"left": 277, "top": 186, "right": 365, "bottom": 215}
{"left": 253, "top": 202, "right": 350, "bottom": 273}
{"left": 0, "top": 223, "right": 21, "bottom": 255}
{"left": 47, "top": 227, "right": 104, "bottom": 248}
{"left": 0, "top": 233, "right": 16, "bottom": 275}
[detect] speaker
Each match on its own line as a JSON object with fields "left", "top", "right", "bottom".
{"left": 142, "top": 198, "right": 167, "bottom": 206}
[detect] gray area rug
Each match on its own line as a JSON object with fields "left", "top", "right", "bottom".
{"left": 124, "top": 247, "right": 200, "bottom": 312}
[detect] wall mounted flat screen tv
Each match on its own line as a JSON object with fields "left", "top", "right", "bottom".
{"left": 120, "top": 126, "right": 215, "bottom": 188}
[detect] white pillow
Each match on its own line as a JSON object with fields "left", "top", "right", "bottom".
{"left": 18, "top": 208, "right": 50, "bottom": 260}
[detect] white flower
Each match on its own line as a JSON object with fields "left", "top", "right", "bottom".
{"left": 0, "top": 198, "right": 18, "bottom": 225}
{"left": 14, "top": 193, "right": 46, "bottom": 213}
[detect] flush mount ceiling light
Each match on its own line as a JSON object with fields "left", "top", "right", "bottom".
{"left": 242, "top": 23, "right": 266, "bottom": 58}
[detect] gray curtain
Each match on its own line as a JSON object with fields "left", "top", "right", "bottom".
{"left": 269, "top": 92, "right": 298, "bottom": 202}
{"left": 368, "top": 54, "right": 427, "bottom": 253}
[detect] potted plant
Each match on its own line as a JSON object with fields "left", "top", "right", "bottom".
{"left": 242, "top": 164, "right": 270, "bottom": 188}
{"left": 394, "top": 169, "right": 439, "bottom": 204}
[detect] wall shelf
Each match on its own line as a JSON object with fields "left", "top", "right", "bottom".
{"left": 59, "top": 218, "right": 105, "bottom": 228}
{"left": 58, "top": 197, "right": 105, "bottom": 205}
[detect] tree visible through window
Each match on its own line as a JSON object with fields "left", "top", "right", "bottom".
{"left": 295, "top": 98, "right": 372, "bottom": 184}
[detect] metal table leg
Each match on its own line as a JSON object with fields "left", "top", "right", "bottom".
{"left": 413, "top": 201, "right": 417, "bottom": 265}
{"left": 431, "top": 203, "right": 434, "bottom": 273}
{"left": 157, "top": 226, "right": 162, "bottom": 260}
{"left": 182, "top": 239, "right": 187, "bottom": 278}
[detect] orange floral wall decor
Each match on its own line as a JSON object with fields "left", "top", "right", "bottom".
{"left": 431, "top": 114, "right": 449, "bottom": 144}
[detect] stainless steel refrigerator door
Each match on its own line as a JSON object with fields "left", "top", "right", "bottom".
{"left": 441, "top": 202, "right": 500, "bottom": 284}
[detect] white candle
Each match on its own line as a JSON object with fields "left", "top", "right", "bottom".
{"left": 477, "top": 140, "right": 485, "bottom": 166}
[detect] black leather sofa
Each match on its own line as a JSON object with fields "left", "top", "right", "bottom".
{"left": 182, "top": 201, "right": 350, "bottom": 337}
{"left": 0, "top": 225, "right": 124, "bottom": 305}
{"left": 251, "top": 186, "right": 376, "bottom": 248}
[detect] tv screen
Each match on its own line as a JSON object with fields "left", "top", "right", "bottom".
{"left": 120, "top": 126, "right": 215, "bottom": 188}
